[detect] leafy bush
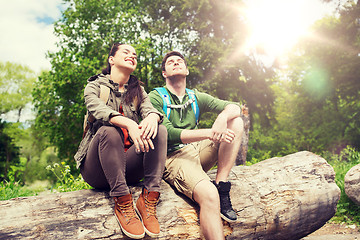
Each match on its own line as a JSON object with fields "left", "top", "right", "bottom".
{"left": 46, "top": 162, "right": 92, "bottom": 192}
{"left": 25, "top": 147, "right": 59, "bottom": 183}
{"left": 1, "top": 162, "right": 92, "bottom": 201}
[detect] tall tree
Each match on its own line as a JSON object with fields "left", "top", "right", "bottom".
{"left": 0, "top": 62, "right": 35, "bottom": 122}
{"left": 0, "top": 120, "right": 20, "bottom": 181}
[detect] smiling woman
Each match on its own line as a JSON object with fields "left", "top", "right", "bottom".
{"left": 241, "top": 0, "right": 336, "bottom": 64}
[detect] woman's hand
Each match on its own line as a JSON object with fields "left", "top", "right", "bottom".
{"left": 139, "top": 113, "right": 160, "bottom": 140}
{"left": 127, "top": 113, "right": 159, "bottom": 153}
{"left": 128, "top": 123, "right": 153, "bottom": 153}
{"left": 110, "top": 115, "right": 153, "bottom": 153}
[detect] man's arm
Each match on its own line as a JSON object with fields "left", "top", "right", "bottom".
{"left": 216, "top": 104, "right": 241, "bottom": 121}
{"left": 210, "top": 104, "right": 240, "bottom": 142}
{"left": 181, "top": 104, "right": 241, "bottom": 144}
{"left": 180, "top": 128, "right": 212, "bottom": 143}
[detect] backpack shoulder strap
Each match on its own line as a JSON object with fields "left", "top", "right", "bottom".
{"left": 154, "top": 87, "right": 171, "bottom": 118}
{"left": 82, "top": 85, "right": 111, "bottom": 138}
{"left": 99, "top": 84, "right": 110, "bottom": 103}
{"left": 185, "top": 88, "right": 200, "bottom": 123}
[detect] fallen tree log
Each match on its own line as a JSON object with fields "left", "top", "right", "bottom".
{"left": 0, "top": 151, "right": 340, "bottom": 240}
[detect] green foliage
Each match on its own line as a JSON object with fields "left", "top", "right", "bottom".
{"left": 46, "top": 162, "right": 92, "bottom": 192}
{"left": 0, "top": 61, "right": 48, "bottom": 185}
{"left": 0, "top": 161, "right": 91, "bottom": 201}
{"left": 249, "top": 6, "right": 360, "bottom": 159}
{"left": 322, "top": 146, "right": 360, "bottom": 225}
{"left": 25, "top": 147, "right": 59, "bottom": 184}
{"left": 246, "top": 2, "right": 360, "bottom": 163}
{"left": 0, "top": 179, "right": 36, "bottom": 201}
{"left": 283, "top": 2, "right": 360, "bottom": 149}
{"left": 0, "top": 62, "right": 36, "bottom": 118}
{"left": 247, "top": 121, "right": 282, "bottom": 164}
{"left": 0, "top": 120, "right": 20, "bottom": 181}
{"left": 0, "top": 168, "right": 41, "bottom": 201}
{"left": 2, "top": 119, "right": 57, "bottom": 184}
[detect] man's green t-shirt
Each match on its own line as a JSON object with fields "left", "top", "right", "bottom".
{"left": 148, "top": 87, "right": 238, "bottom": 152}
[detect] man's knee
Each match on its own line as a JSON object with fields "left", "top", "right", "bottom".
{"left": 228, "top": 116, "right": 243, "bottom": 137}
{"left": 193, "top": 180, "right": 220, "bottom": 208}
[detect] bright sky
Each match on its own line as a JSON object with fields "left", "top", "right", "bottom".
{"left": 0, "top": 0, "right": 65, "bottom": 122}
{"left": 0, "top": 0, "right": 65, "bottom": 74}
{"left": 241, "top": 0, "right": 340, "bottom": 66}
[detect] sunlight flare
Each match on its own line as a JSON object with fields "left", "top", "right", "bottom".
{"left": 241, "top": 0, "right": 335, "bottom": 65}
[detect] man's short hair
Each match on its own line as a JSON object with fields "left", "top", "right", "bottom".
{"left": 161, "top": 51, "right": 187, "bottom": 72}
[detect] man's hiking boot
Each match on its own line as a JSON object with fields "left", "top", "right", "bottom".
{"left": 114, "top": 194, "right": 145, "bottom": 239}
{"left": 212, "top": 180, "right": 237, "bottom": 222}
{"left": 136, "top": 188, "right": 160, "bottom": 238}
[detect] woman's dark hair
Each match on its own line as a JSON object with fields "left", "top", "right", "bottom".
{"left": 102, "top": 43, "right": 143, "bottom": 107}
{"left": 102, "top": 42, "right": 122, "bottom": 75}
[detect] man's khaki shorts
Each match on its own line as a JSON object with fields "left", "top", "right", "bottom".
{"left": 163, "top": 139, "right": 219, "bottom": 199}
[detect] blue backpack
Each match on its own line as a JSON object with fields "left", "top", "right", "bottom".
{"left": 155, "top": 87, "right": 200, "bottom": 124}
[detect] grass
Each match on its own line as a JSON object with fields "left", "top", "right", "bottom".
{"left": 1, "top": 162, "right": 91, "bottom": 201}
{"left": 0, "top": 180, "right": 38, "bottom": 201}
{"left": 322, "top": 146, "right": 360, "bottom": 225}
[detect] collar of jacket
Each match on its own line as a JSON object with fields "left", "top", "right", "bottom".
{"left": 102, "top": 74, "right": 130, "bottom": 96}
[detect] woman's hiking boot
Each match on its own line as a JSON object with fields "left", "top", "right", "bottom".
{"left": 136, "top": 188, "right": 160, "bottom": 238}
{"left": 114, "top": 194, "right": 145, "bottom": 239}
{"left": 212, "top": 180, "right": 237, "bottom": 222}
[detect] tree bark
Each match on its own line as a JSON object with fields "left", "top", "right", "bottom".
{"left": 0, "top": 151, "right": 340, "bottom": 240}
{"left": 236, "top": 104, "right": 250, "bottom": 166}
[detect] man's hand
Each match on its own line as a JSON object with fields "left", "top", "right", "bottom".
{"left": 210, "top": 113, "right": 235, "bottom": 143}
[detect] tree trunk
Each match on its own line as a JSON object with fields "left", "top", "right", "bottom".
{"left": 236, "top": 104, "right": 250, "bottom": 165}
{"left": 4, "top": 142, "right": 10, "bottom": 180}
{"left": 0, "top": 151, "right": 340, "bottom": 240}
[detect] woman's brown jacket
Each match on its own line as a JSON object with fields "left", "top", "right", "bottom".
{"left": 74, "top": 74, "right": 163, "bottom": 168}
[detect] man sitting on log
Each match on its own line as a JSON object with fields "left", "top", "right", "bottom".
{"left": 149, "top": 51, "right": 243, "bottom": 239}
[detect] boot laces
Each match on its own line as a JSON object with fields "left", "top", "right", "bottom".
{"left": 145, "top": 197, "right": 158, "bottom": 217}
{"left": 118, "top": 201, "right": 137, "bottom": 222}
{"left": 220, "top": 191, "right": 233, "bottom": 210}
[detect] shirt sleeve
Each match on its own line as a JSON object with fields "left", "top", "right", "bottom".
{"left": 195, "top": 89, "right": 240, "bottom": 115}
{"left": 84, "top": 81, "right": 120, "bottom": 122}
{"left": 138, "top": 87, "right": 164, "bottom": 123}
{"left": 149, "top": 90, "right": 183, "bottom": 144}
